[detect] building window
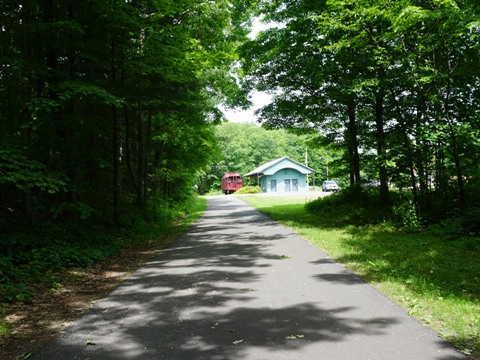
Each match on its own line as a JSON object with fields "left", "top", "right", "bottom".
{"left": 292, "top": 179, "right": 298, "bottom": 191}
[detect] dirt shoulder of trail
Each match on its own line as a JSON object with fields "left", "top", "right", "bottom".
{"left": 0, "top": 238, "right": 170, "bottom": 360}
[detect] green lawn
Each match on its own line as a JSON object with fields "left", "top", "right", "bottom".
{"left": 240, "top": 195, "right": 480, "bottom": 359}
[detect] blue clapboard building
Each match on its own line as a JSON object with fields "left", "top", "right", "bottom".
{"left": 244, "top": 156, "right": 314, "bottom": 193}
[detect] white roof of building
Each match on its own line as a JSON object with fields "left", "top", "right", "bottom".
{"left": 244, "top": 156, "right": 314, "bottom": 177}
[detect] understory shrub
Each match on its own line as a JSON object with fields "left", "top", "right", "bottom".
{"left": 305, "top": 188, "right": 390, "bottom": 225}
{"left": 436, "top": 206, "right": 480, "bottom": 244}
{"left": 0, "top": 194, "right": 201, "bottom": 303}
{"left": 392, "top": 196, "right": 420, "bottom": 229}
{"left": 0, "top": 228, "right": 121, "bottom": 303}
{"left": 305, "top": 187, "right": 425, "bottom": 228}
{"left": 235, "top": 186, "right": 262, "bottom": 194}
{"left": 306, "top": 187, "right": 480, "bottom": 247}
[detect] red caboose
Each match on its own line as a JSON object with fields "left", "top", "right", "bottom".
{"left": 221, "top": 172, "right": 243, "bottom": 194}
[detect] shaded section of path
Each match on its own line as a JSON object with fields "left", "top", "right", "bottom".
{"left": 33, "top": 196, "right": 466, "bottom": 359}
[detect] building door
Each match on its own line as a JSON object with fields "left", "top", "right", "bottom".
{"left": 285, "top": 179, "right": 291, "bottom": 192}
{"left": 292, "top": 179, "right": 298, "bottom": 191}
{"left": 271, "top": 179, "right": 277, "bottom": 192}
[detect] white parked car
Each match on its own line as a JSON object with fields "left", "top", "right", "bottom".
{"left": 322, "top": 180, "right": 339, "bottom": 192}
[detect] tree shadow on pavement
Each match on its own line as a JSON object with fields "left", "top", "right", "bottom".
{"left": 34, "top": 291, "right": 398, "bottom": 359}
{"left": 32, "top": 197, "right": 466, "bottom": 360}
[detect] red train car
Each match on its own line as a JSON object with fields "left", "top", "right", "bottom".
{"left": 221, "top": 172, "right": 243, "bottom": 194}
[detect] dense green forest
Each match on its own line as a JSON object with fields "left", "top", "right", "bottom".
{"left": 0, "top": 0, "right": 253, "bottom": 302}
{"left": 242, "top": 0, "right": 480, "bottom": 219}
{"left": 2, "top": 0, "right": 480, "bottom": 303}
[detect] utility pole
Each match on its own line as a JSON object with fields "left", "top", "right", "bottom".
{"left": 305, "top": 148, "right": 309, "bottom": 189}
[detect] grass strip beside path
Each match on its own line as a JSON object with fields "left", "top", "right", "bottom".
{"left": 240, "top": 195, "right": 480, "bottom": 359}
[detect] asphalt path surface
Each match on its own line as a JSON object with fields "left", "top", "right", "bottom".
{"left": 33, "top": 196, "right": 466, "bottom": 359}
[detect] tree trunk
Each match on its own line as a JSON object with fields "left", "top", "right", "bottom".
{"left": 20, "top": 5, "right": 32, "bottom": 152}
{"left": 434, "top": 141, "right": 447, "bottom": 198}
{"left": 347, "top": 99, "right": 361, "bottom": 187}
{"left": 437, "top": 24, "right": 466, "bottom": 210}
{"left": 111, "top": 38, "right": 121, "bottom": 225}
{"left": 416, "top": 145, "right": 428, "bottom": 195}
{"left": 374, "top": 90, "right": 389, "bottom": 206}
{"left": 137, "top": 109, "right": 145, "bottom": 208}
{"left": 125, "top": 106, "right": 139, "bottom": 196}
{"left": 144, "top": 112, "right": 152, "bottom": 206}
{"left": 448, "top": 126, "right": 466, "bottom": 209}
{"left": 112, "top": 106, "right": 121, "bottom": 226}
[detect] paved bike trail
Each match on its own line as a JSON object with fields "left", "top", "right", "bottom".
{"left": 33, "top": 196, "right": 466, "bottom": 359}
